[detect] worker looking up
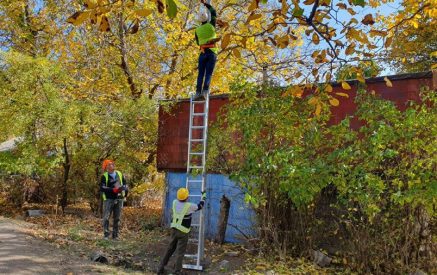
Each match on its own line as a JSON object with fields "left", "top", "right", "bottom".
{"left": 157, "top": 188, "right": 206, "bottom": 275}
{"left": 194, "top": 0, "right": 218, "bottom": 100}
{"left": 100, "top": 159, "right": 128, "bottom": 240}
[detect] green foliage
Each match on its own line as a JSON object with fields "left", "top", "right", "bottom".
{"left": 0, "top": 51, "right": 71, "bottom": 176}
{"left": 385, "top": 9, "right": 437, "bottom": 73}
{"left": 68, "top": 225, "right": 85, "bottom": 241}
{"left": 335, "top": 61, "right": 382, "bottom": 81}
{"left": 208, "top": 83, "right": 436, "bottom": 272}
{"left": 211, "top": 83, "right": 436, "bottom": 217}
{"left": 0, "top": 50, "right": 158, "bottom": 207}
{"left": 338, "top": 88, "right": 437, "bottom": 216}
{"left": 210, "top": 83, "right": 340, "bottom": 208}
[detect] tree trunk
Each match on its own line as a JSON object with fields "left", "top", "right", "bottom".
{"left": 61, "top": 138, "right": 70, "bottom": 214}
{"left": 117, "top": 4, "right": 141, "bottom": 99}
{"left": 94, "top": 164, "right": 103, "bottom": 218}
{"left": 215, "top": 195, "right": 231, "bottom": 244}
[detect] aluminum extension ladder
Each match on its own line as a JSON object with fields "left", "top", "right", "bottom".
{"left": 183, "top": 92, "right": 210, "bottom": 271}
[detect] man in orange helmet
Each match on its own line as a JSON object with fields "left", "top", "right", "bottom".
{"left": 157, "top": 187, "right": 206, "bottom": 275}
{"left": 100, "top": 159, "right": 128, "bottom": 240}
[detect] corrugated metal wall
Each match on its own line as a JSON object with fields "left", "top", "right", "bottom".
{"left": 157, "top": 73, "right": 433, "bottom": 171}
{"left": 163, "top": 172, "right": 257, "bottom": 243}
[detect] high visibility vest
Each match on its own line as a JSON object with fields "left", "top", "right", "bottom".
{"left": 195, "top": 23, "right": 218, "bottom": 54}
{"left": 170, "top": 200, "right": 191, "bottom": 233}
{"left": 102, "top": 171, "right": 125, "bottom": 201}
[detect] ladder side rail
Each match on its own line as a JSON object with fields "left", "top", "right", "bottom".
{"left": 186, "top": 96, "right": 195, "bottom": 188}
{"left": 197, "top": 92, "right": 209, "bottom": 263}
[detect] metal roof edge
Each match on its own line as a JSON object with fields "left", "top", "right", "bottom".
{"left": 158, "top": 71, "right": 433, "bottom": 103}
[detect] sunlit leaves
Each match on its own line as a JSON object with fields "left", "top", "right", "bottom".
{"left": 221, "top": 33, "right": 231, "bottom": 49}
{"left": 166, "top": 0, "right": 177, "bottom": 19}
{"left": 308, "top": 96, "right": 322, "bottom": 116}
{"left": 67, "top": 11, "right": 91, "bottom": 26}
{"left": 247, "top": 13, "right": 262, "bottom": 24}
{"left": 361, "top": 14, "right": 375, "bottom": 25}
{"left": 98, "top": 15, "right": 110, "bottom": 32}
{"left": 329, "top": 97, "right": 339, "bottom": 106}
{"left": 312, "top": 33, "right": 320, "bottom": 45}
{"left": 384, "top": 36, "right": 393, "bottom": 48}
{"left": 335, "top": 92, "right": 349, "bottom": 98}
{"left": 285, "top": 85, "right": 304, "bottom": 98}
{"left": 134, "top": 9, "right": 152, "bottom": 17}
{"left": 411, "top": 20, "right": 419, "bottom": 28}
{"left": 384, "top": 77, "right": 393, "bottom": 87}
{"left": 248, "top": 0, "right": 259, "bottom": 12}
{"left": 156, "top": 0, "right": 165, "bottom": 13}
{"left": 351, "top": 0, "right": 366, "bottom": 7}
{"left": 130, "top": 19, "right": 139, "bottom": 34}
{"left": 292, "top": 7, "right": 305, "bottom": 17}
{"left": 275, "top": 34, "right": 289, "bottom": 49}
{"left": 84, "top": 0, "right": 98, "bottom": 9}
{"left": 232, "top": 48, "right": 242, "bottom": 58}
{"left": 341, "top": 82, "right": 352, "bottom": 90}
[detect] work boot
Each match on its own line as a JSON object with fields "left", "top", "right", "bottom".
{"left": 157, "top": 267, "right": 165, "bottom": 275}
{"left": 194, "top": 91, "right": 204, "bottom": 100}
{"left": 202, "top": 89, "right": 209, "bottom": 98}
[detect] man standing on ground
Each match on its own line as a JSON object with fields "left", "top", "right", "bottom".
{"left": 157, "top": 188, "right": 206, "bottom": 275}
{"left": 194, "top": 0, "right": 219, "bottom": 100}
{"left": 100, "top": 159, "right": 128, "bottom": 240}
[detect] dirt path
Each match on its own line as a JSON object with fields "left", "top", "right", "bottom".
{"left": 0, "top": 216, "right": 144, "bottom": 275}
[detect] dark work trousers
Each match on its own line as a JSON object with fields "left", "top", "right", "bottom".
{"left": 196, "top": 50, "right": 217, "bottom": 95}
{"left": 159, "top": 228, "right": 189, "bottom": 273}
{"left": 102, "top": 199, "right": 123, "bottom": 238}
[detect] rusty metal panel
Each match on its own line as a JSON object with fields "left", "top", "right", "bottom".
{"left": 157, "top": 97, "right": 229, "bottom": 171}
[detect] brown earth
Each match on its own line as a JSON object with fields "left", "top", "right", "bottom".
{"left": 0, "top": 216, "right": 143, "bottom": 275}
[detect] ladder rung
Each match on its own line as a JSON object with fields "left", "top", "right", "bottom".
{"left": 191, "top": 126, "right": 205, "bottom": 129}
{"left": 193, "top": 113, "right": 206, "bottom": 116}
{"left": 184, "top": 254, "right": 198, "bottom": 259}
{"left": 187, "top": 179, "right": 203, "bottom": 183}
{"left": 189, "top": 152, "right": 204, "bottom": 155}
{"left": 188, "top": 238, "right": 199, "bottom": 243}
{"left": 189, "top": 166, "right": 203, "bottom": 169}
{"left": 192, "top": 101, "right": 205, "bottom": 104}
{"left": 191, "top": 139, "right": 204, "bottom": 142}
{"left": 189, "top": 194, "right": 202, "bottom": 197}
{"left": 191, "top": 224, "right": 200, "bottom": 227}
{"left": 183, "top": 264, "right": 203, "bottom": 271}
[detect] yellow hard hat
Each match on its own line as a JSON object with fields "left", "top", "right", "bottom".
{"left": 177, "top": 188, "right": 189, "bottom": 201}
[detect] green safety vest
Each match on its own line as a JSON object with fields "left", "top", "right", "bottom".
{"left": 195, "top": 23, "right": 218, "bottom": 54}
{"left": 102, "top": 171, "right": 125, "bottom": 201}
{"left": 170, "top": 200, "right": 191, "bottom": 233}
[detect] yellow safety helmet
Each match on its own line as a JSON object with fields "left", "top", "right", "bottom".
{"left": 177, "top": 188, "right": 189, "bottom": 201}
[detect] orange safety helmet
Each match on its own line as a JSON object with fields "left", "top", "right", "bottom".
{"left": 102, "top": 159, "right": 114, "bottom": 171}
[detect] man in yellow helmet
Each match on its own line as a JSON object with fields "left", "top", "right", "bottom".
{"left": 194, "top": 0, "right": 218, "bottom": 100}
{"left": 157, "top": 187, "right": 206, "bottom": 275}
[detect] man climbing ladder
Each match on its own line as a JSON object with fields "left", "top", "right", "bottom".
{"left": 194, "top": 0, "right": 218, "bottom": 100}
{"left": 157, "top": 188, "right": 206, "bottom": 275}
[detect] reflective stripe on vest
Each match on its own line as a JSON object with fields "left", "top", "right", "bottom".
{"left": 195, "top": 23, "right": 218, "bottom": 54}
{"left": 102, "top": 171, "right": 124, "bottom": 201}
{"left": 170, "top": 200, "right": 191, "bottom": 233}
